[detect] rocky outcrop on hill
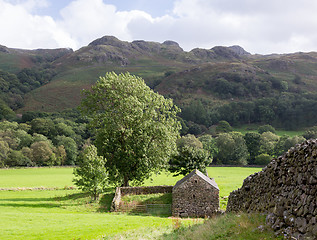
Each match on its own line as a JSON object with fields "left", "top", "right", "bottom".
{"left": 131, "top": 40, "right": 161, "bottom": 52}
{"left": 211, "top": 46, "right": 240, "bottom": 59}
{"left": 0, "top": 45, "right": 10, "bottom": 53}
{"left": 82, "top": 36, "right": 247, "bottom": 65}
{"left": 88, "top": 36, "right": 131, "bottom": 49}
{"left": 228, "top": 45, "right": 251, "bottom": 56}
{"left": 227, "top": 139, "right": 317, "bottom": 239}
{"left": 162, "top": 40, "right": 183, "bottom": 51}
{"left": 190, "top": 48, "right": 217, "bottom": 61}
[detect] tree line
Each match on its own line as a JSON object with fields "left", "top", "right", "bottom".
{"left": 1, "top": 72, "right": 316, "bottom": 201}
{"left": 0, "top": 67, "right": 57, "bottom": 120}
{"left": 0, "top": 109, "right": 90, "bottom": 168}
{"left": 180, "top": 92, "right": 317, "bottom": 135}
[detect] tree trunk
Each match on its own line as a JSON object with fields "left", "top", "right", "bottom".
{"left": 122, "top": 175, "right": 129, "bottom": 187}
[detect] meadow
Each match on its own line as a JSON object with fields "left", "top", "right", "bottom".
{"left": 0, "top": 167, "right": 263, "bottom": 239}
{"left": 232, "top": 125, "right": 305, "bottom": 137}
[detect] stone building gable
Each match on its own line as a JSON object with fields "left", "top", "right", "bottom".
{"left": 172, "top": 169, "right": 219, "bottom": 217}
{"left": 173, "top": 169, "right": 219, "bottom": 191}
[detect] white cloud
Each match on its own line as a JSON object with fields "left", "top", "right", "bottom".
{"left": 166, "top": 0, "right": 317, "bottom": 53}
{"left": 0, "top": 0, "right": 76, "bottom": 49}
{"left": 1, "top": 0, "right": 317, "bottom": 54}
{"left": 57, "top": 0, "right": 153, "bottom": 47}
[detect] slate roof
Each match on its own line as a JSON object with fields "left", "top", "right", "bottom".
{"left": 173, "top": 169, "right": 219, "bottom": 190}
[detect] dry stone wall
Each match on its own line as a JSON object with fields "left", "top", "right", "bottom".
{"left": 119, "top": 186, "right": 173, "bottom": 196}
{"left": 111, "top": 185, "right": 173, "bottom": 212}
{"left": 227, "top": 139, "right": 317, "bottom": 239}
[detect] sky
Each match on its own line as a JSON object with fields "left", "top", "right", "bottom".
{"left": 1, "top": 0, "right": 317, "bottom": 54}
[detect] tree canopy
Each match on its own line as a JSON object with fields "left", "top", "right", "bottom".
{"left": 73, "top": 145, "right": 108, "bottom": 200}
{"left": 80, "top": 72, "right": 181, "bottom": 186}
{"left": 169, "top": 134, "right": 212, "bottom": 176}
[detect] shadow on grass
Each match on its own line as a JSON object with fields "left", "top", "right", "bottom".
{"left": 0, "top": 188, "right": 116, "bottom": 211}
{"left": 0, "top": 202, "right": 61, "bottom": 208}
{"left": 54, "top": 192, "right": 90, "bottom": 201}
{"left": 98, "top": 192, "right": 115, "bottom": 212}
{"left": 0, "top": 192, "right": 89, "bottom": 203}
{"left": 0, "top": 192, "right": 92, "bottom": 209}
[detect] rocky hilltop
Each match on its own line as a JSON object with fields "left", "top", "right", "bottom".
{"left": 1, "top": 34, "right": 317, "bottom": 131}
{"left": 70, "top": 35, "right": 248, "bottom": 65}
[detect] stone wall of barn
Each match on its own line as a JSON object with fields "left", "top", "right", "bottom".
{"left": 227, "top": 139, "right": 317, "bottom": 239}
{"left": 172, "top": 174, "right": 219, "bottom": 217}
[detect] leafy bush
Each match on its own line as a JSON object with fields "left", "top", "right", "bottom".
{"left": 254, "top": 153, "right": 272, "bottom": 165}
{"left": 258, "top": 124, "right": 276, "bottom": 134}
{"left": 73, "top": 145, "right": 108, "bottom": 200}
{"left": 216, "top": 120, "right": 232, "bottom": 133}
{"left": 169, "top": 135, "right": 212, "bottom": 176}
{"left": 215, "top": 132, "right": 249, "bottom": 165}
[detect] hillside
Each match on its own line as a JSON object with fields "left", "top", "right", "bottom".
{"left": 1, "top": 36, "right": 317, "bottom": 130}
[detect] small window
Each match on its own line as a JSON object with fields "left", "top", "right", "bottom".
{"left": 193, "top": 194, "right": 195, "bottom": 199}
{"left": 194, "top": 180, "right": 198, "bottom": 183}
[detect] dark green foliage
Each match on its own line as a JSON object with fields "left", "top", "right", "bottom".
{"left": 169, "top": 135, "right": 212, "bottom": 176}
{"left": 21, "top": 111, "right": 50, "bottom": 122}
{"left": 199, "top": 134, "right": 218, "bottom": 158}
{"left": 6, "top": 150, "right": 33, "bottom": 167}
{"left": 216, "top": 120, "right": 232, "bottom": 133}
{"left": 293, "top": 74, "right": 302, "bottom": 84}
{"left": 164, "top": 70, "right": 175, "bottom": 77}
{"left": 259, "top": 132, "right": 279, "bottom": 157}
{"left": 54, "top": 136, "right": 78, "bottom": 165}
{"left": 73, "top": 145, "right": 108, "bottom": 200}
{"left": 254, "top": 153, "right": 272, "bottom": 165}
{"left": 258, "top": 124, "right": 276, "bottom": 134}
{"left": 17, "top": 68, "right": 56, "bottom": 88}
{"left": 274, "top": 135, "right": 305, "bottom": 156}
{"left": 303, "top": 125, "right": 317, "bottom": 139}
{"left": 215, "top": 132, "right": 249, "bottom": 165}
{"left": 0, "top": 109, "right": 90, "bottom": 168}
{"left": 177, "top": 134, "right": 203, "bottom": 149}
{"left": 181, "top": 100, "right": 212, "bottom": 127}
{"left": 244, "top": 132, "right": 261, "bottom": 164}
{"left": 14, "top": 130, "right": 33, "bottom": 149}
{"left": 0, "top": 140, "right": 10, "bottom": 167}
{"left": 30, "top": 118, "right": 56, "bottom": 138}
{"left": 0, "top": 99, "right": 15, "bottom": 120}
{"left": 178, "top": 117, "right": 189, "bottom": 136}
{"left": 187, "top": 121, "right": 206, "bottom": 135}
{"left": 30, "top": 140, "right": 56, "bottom": 166}
{"left": 0, "top": 67, "right": 56, "bottom": 113}
{"left": 169, "top": 146, "right": 211, "bottom": 176}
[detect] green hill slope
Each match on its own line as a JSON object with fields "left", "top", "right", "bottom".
{"left": 1, "top": 36, "right": 317, "bottom": 129}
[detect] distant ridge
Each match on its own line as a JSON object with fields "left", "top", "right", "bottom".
{"left": 1, "top": 34, "right": 317, "bottom": 126}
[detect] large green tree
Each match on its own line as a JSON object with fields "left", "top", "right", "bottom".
{"left": 80, "top": 72, "right": 181, "bottom": 186}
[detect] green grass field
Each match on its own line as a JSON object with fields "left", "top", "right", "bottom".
{"left": 232, "top": 125, "right": 305, "bottom": 137}
{"left": 0, "top": 167, "right": 262, "bottom": 239}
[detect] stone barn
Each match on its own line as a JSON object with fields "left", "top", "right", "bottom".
{"left": 172, "top": 169, "right": 219, "bottom": 217}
